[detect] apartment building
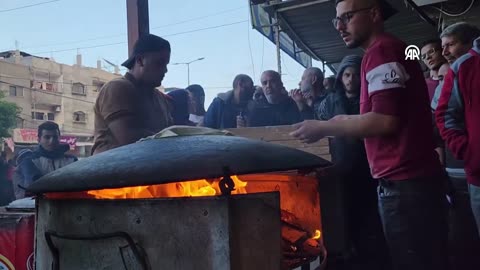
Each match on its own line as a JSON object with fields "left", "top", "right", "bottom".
{"left": 0, "top": 50, "right": 120, "bottom": 158}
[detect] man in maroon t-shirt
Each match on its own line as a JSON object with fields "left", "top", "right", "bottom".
{"left": 290, "top": 0, "right": 448, "bottom": 269}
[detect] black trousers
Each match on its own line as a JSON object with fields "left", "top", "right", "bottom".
{"left": 377, "top": 176, "right": 449, "bottom": 270}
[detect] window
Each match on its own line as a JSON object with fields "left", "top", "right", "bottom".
{"left": 72, "top": 83, "right": 86, "bottom": 95}
{"left": 73, "top": 111, "right": 86, "bottom": 123}
{"left": 47, "top": 113, "right": 55, "bottom": 121}
{"left": 9, "top": 86, "right": 22, "bottom": 96}
{"left": 93, "top": 80, "right": 105, "bottom": 92}
{"left": 31, "top": 81, "right": 57, "bottom": 92}
{"left": 16, "top": 117, "right": 24, "bottom": 128}
{"left": 45, "top": 83, "right": 54, "bottom": 92}
{"left": 32, "top": 112, "right": 45, "bottom": 120}
{"left": 9, "top": 86, "right": 16, "bottom": 96}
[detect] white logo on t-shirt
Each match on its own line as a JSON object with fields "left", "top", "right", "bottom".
{"left": 405, "top": 45, "right": 420, "bottom": 60}
{"left": 366, "top": 62, "right": 410, "bottom": 94}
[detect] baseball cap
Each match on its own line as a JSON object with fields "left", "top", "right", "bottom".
{"left": 121, "top": 34, "right": 171, "bottom": 69}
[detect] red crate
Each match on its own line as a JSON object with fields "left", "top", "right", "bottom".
{"left": 0, "top": 210, "right": 34, "bottom": 270}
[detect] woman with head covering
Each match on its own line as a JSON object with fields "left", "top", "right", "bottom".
{"left": 186, "top": 84, "right": 206, "bottom": 126}
{"left": 166, "top": 89, "right": 195, "bottom": 126}
{"left": 320, "top": 55, "right": 390, "bottom": 269}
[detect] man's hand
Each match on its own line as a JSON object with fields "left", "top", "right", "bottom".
{"left": 290, "top": 89, "right": 305, "bottom": 104}
{"left": 290, "top": 89, "right": 310, "bottom": 111}
{"left": 236, "top": 115, "right": 246, "bottom": 128}
{"left": 290, "top": 120, "right": 325, "bottom": 143}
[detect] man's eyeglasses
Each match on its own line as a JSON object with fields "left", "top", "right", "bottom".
{"left": 332, "top": 6, "right": 373, "bottom": 28}
{"left": 421, "top": 48, "right": 439, "bottom": 61}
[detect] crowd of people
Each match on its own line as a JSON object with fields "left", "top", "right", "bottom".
{"left": 288, "top": 1, "right": 480, "bottom": 270}
{"left": 1, "top": 0, "right": 480, "bottom": 269}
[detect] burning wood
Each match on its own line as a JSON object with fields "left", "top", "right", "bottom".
{"left": 282, "top": 226, "right": 308, "bottom": 245}
{"left": 281, "top": 210, "right": 324, "bottom": 269}
{"left": 43, "top": 174, "right": 324, "bottom": 269}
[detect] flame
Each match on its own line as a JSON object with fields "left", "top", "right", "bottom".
{"left": 311, "top": 230, "right": 321, "bottom": 240}
{"left": 80, "top": 176, "right": 248, "bottom": 200}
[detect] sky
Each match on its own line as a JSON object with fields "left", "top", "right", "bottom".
{"left": 0, "top": 0, "right": 333, "bottom": 107}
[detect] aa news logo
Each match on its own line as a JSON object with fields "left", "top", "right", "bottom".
{"left": 405, "top": 45, "right": 420, "bottom": 61}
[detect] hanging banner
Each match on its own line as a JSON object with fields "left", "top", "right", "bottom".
{"left": 12, "top": 129, "right": 37, "bottom": 144}
{"left": 12, "top": 129, "right": 77, "bottom": 149}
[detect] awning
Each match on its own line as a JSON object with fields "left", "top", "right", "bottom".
{"left": 260, "top": 0, "right": 439, "bottom": 71}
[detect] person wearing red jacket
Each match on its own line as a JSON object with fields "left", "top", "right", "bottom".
{"left": 435, "top": 36, "right": 480, "bottom": 235}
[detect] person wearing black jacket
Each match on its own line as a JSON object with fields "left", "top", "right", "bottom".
{"left": 246, "top": 70, "right": 302, "bottom": 127}
{"left": 319, "top": 55, "right": 390, "bottom": 269}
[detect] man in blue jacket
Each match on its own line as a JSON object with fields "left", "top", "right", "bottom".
{"left": 204, "top": 74, "right": 254, "bottom": 129}
{"left": 19, "top": 121, "right": 77, "bottom": 189}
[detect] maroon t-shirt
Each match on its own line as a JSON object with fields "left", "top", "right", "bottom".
{"left": 425, "top": 77, "right": 439, "bottom": 103}
{"left": 360, "top": 33, "right": 442, "bottom": 180}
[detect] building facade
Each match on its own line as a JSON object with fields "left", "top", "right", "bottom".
{"left": 0, "top": 50, "right": 120, "bottom": 158}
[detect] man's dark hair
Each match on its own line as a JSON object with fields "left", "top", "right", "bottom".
{"left": 335, "top": 0, "right": 397, "bottom": 20}
{"left": 232, "top": 74, "right": 253, "bottom": 89}
{"left": 186, "top": 84, "right": 205, "bottom": 97}
{"left": 421, "top": 38, "right": 442, "bottom": 49}
{"left": 38, "top": 121, "right": 60, "bottom": 138}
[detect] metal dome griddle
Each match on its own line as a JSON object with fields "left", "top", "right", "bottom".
{"left": 27, "top": 135, "right": 330, "bottom": 194}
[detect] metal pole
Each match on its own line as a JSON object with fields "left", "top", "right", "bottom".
{"left": 187, "top": 64, "right": 190, "bottom": 86}
{"left": 274, "top": 12, "right": 282, "bottom": 76}
{"left": 126, "top": 0, "right": 150, "bottom": 57}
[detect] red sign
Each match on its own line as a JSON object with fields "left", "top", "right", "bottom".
{"left": 60, "top": 136, "right": 77, "bottom": 150}
{"left": 12, "top": 129, "right": 37, "bottom": 144}
{"left": 0, "top": 213, "right": 35, "bottom": 270}
{"left": 13, "top": 129, "right": 77, "bottom": 149}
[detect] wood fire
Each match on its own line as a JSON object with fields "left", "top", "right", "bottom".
{"left": 44, "top": 173, "right": 324, "bottom": 269}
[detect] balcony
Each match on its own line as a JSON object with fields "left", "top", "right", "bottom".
{"left": 32, "top": 90, "right": 62, "bottom": 108}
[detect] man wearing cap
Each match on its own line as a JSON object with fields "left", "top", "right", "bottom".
{"left": 290, "top": 0, "right": 448, "bottom": 269}
{"left": 92, "top": 34, "right": 173, "bottom": 154}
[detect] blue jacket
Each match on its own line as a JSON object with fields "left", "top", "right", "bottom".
{"left": 19, "top": 144, "right": 77, "bottom": 188}
{"left": 204, "top": 90, "right": 246, "bottom": 129}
